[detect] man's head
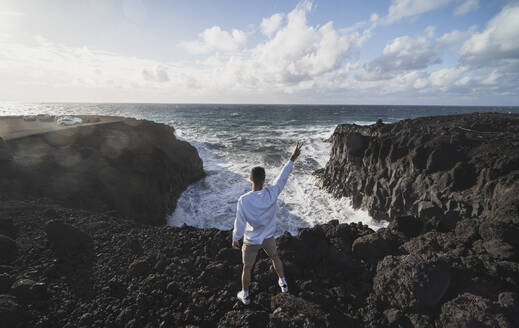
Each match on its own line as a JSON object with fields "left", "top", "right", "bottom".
{"left": 250, "top": 166, "right": 265, "bottom": 185}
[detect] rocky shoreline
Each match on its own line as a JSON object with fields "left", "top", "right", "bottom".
{"left": 1, "top": 113, "right": 518, "bottom": 327}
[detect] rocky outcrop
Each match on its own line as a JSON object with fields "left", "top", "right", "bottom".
{"left": 314, "top": 113, "right": 519, "bottom": 326}
{"left": 438, "top": 293, "right": 509, "bottom": 328}
{"left": 316, "top": 113, "right": 519, "bottom": 226}
{"left": 2, "top": 196, "right": 518, "bottom": 327}
{"left": 0, "top": 234, "right": 17, "bottom": 264}
{"left": 44, "top": 220, "right": 92, "bottom": 257}
{"left": 0, "top": 137, "right": 10, "bottom": 162}
{"left": 0, "top": 294, "right": 28, "bottom": 328}
{"left": 1, "top": 199, "right": 378, "bottom": 328}
{"left": 0, "top": 116, "right": 205, "bottom": 225}
{"left": 373, "top": 254, "right": 451, "bottom": 311}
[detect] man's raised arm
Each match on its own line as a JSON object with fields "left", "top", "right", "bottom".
{"left": 272, "top": 141, "right": 303, "bottom": 195}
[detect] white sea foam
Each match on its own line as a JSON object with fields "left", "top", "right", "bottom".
{"left": 169, "top": 124, "right": 387, "bottom": 235}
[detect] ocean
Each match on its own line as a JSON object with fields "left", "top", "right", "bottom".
{"left": 2, "top": 103, "right": 519, "bottom": 236}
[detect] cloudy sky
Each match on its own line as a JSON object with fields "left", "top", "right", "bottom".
{"left": 0, "top": 0, "right": 518, "bottom": 105}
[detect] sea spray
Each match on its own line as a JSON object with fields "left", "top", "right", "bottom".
{"left": 169, "top": 124, "right": 387, "bottom": 235}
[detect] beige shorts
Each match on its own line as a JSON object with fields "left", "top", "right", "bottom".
{"left": 242, "top": 237, "right": 278, "bottom": 266}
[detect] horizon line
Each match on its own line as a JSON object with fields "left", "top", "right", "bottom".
{"left": 1, "top": 101, "right": 518, "bottom": 108}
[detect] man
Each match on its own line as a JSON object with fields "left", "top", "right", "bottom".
{"left": 232, "top": 141, "right": 303, "bottom": 305}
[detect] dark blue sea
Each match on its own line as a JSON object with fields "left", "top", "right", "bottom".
{"left": 2, "top": 103, "right": 518, "bottom": 234}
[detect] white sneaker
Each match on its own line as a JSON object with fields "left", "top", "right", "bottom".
{"left": 278, "top": 278, "right": 288, "bottom": 293}
{"left": 237, "top": 291, "right": 250, "bottom": 305}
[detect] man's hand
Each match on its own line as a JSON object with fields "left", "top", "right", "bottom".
{"left": 232, "top": 240, "right": 240, "bottom": 249}
{"left": 290, "top": 141, "right": 304, "bottom": 162}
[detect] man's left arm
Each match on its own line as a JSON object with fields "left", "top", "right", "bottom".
{"left": 232, "top": 200, "right": 246, "bottom": 248}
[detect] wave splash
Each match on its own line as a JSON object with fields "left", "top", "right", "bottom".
{"left": 169, "top": 125, "right": 387, "bottom": 236}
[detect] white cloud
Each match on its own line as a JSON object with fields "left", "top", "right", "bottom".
{"left": 460, "top": 5, "right": 519, "bottom": 64}
{"left": 261, "top": 13, "right": 283, "bottom": 37}
{"left": 0, "top": 10, "right": 24, "bottom": 16}
{"left": 436, "top": 27, "right": 475, "bottom": 46}
{"left": 142, "top": 65, "right": 169, "bottom": 82}
{"left": 181, "top": 26, "right": 247, "bottom": 54}
{"left": 0, "top": 1, "right": 369, "bottom": 101}
{"left": 0, "top": 33, "right": 172, "bottom": 93}
{"left": 481, "top": 70, "right": 500, "bottom": 85}
{"left": 361, "top": 28, "right": 442, "bottom": 80}
{"left": 384, "top": 0, "right": 452, "bottom": 23}
{"left": 454, "top": 0, "right": 479, "bottom": 16}
{"left": 0, "top": 0, "right": 518, "bottom": 105}
{"left": 429, "top": 66, "right": 469, "bottom": 89}
{"left": 245, "top": 3, "right": 367, "bottom": 86}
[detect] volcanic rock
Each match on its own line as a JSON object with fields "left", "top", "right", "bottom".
{"left": 383, "top": 308, "right": 402, "bottom": 324}
{"left": 217, "top": 310, "right": 269, "bottom": 328}
{"left": 0, "top": 234, "right": 17, "bottom": 264}
{"left": 0, "top": 137, "right": 10, "bottom": 162}
{"left": 269, "top": 293, "right": 334, "bottom": 327}
{"left": 373, "top": 254, "right": 451, "bottom": 310}
{"left": 498, "top": 292, "right": 519, "bottom": 310}
{"left": 0, "top": 274, "right": 14, "bottom": 293}
{"left": 438, "top": 293, "right": 509, "bottom": 328}
{"left": 128, "top": 258, "right": 152, "bottom": 276}
{"left": 11, "top": 279, "right": 47, "bottom": 300}
{"left": 317, "top": 113, "right": 519, "bottom": 226}
{"left": 0, "top": 295, "right": 28, "bottom": 328}
{"left": 45, "top": 220, "right": 92, "bottom": 257}
{"left": 0, "top": 219, "right": 16, "bottom": 237}
{"left": 0, "top": 116, "right": 205, "bottom": 225}
{"left": 387, "top": 215, "right": 422, "bottom": 239}
{"left": 454, "top": 218, "right": 479, "bottom": 243}
{"left": 498, "top": 292, "right": 519, "bottom": 325}
{"left": 352, "top": 228, "right": 400, "bottom": 262}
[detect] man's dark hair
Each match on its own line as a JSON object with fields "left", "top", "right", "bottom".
{"left": 250, "top": 166, "right": 266, "bottom": 185}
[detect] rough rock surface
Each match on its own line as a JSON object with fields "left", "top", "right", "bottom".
{"left": 0, "top": 294, "right": 28, "bottom": 328}
{"left": 314, "top": 113, "right": 519, "bottom": 326}
{"left": 0, "top": 116, "right": 205, "bottom": 225}
{"left": 45, "top": 220, "right": 92, "bottom": 257}
{"left": 438, "top": 293, "right": 508, "bottom": 328}
{"left": 4, "top": 196, "right": 515, "bottom": 327}
{"left": 1, "top": 200, "right": 377, "bottom": 327}
{"left": 373, "top": 254, "right": 451, "bottom": 310}
{"left": 0, "top": 137, "right": 10, "bottom": 162}
{"left": 0, "top": 234, "right": 17, "bottom": 264}
{"left": 316, "top": 113, "right": 519, "bottom": 226}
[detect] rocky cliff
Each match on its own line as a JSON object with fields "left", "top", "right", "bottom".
{"left": 317, "top": 113, "right": 519, "bottom": 228}
{"left": 312, "top": 112, "right": 519, "bottom": 326}
{"left": 0, "top": 116, "right": 205, "bottom": 225}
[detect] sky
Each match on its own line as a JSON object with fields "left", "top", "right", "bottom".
{"left": 0, "top": 0, "right": 518, "bottom": 105}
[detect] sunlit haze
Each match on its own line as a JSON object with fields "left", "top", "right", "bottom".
{"left": 0, "top": 0, "right": 518, "bottom": 105}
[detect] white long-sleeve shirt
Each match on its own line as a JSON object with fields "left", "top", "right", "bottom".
{"left": 232, "top": 159, "right": 294, "bottom": 245}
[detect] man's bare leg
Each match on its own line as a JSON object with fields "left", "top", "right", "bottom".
{"left": 271, "top": 255, "right": 285, "bottom": 278}
{"left": 242, "top": 264, "right": 253, "bottom": 292}
{"left": 272, "top": 255, "right": 288, "bottom": 292}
